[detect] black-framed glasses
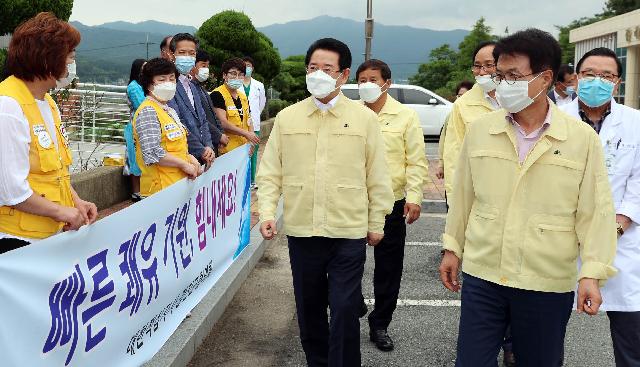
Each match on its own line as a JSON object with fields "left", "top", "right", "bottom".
{"left": 471, "top": 63, "right": 496, "bottom": 72}
{"left": 491, "top": 71, "right": 543, "bottom": 85}
{"left": 579, "top": 70, "right": 619, "bottom": 82}
{"left": 306, "top": 65, "right": 341, "bottom": 75}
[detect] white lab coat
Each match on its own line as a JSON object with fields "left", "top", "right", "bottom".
{"left": 240, "top": 78, "right": 266, "bottom": 132}
{"left": 561, "top": 99, "right": 640, "bottom": 311}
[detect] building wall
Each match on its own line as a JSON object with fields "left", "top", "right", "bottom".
{"left": 574, "top": 33, "right": 617, "bottom": 65}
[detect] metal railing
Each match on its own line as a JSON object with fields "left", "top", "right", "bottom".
{"left": 55, "top": 82, "right": 130, "bottom": 172}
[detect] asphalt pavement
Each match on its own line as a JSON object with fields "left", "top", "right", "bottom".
{"left": 188, "top": 142, "right": 616, "bottom": 367}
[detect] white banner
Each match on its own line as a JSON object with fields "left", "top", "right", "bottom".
{"left": 0, "top": 145, "right": 252, "bottom": 367}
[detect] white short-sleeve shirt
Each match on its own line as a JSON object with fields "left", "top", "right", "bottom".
{"left": 0, "top": 95, "right": 60, "bottom": 242}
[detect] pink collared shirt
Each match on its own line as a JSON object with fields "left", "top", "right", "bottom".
{"left": 506, "top": 106, "right": 552, "bottom": 163}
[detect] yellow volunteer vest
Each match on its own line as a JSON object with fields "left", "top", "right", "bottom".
{"left": 215, "top": 85, "right": 250, "bottom": 154}
{"left": 0, "top": 76, "right": 74, "bottom": 239}
{"left": 133, "top": 99, "right": 189, "bottom": 196}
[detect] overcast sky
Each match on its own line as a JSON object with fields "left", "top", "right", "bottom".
{"left": 71, "top": 0, "right": 606, "bottom": 36}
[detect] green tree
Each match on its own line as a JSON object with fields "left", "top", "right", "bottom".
{"left": 557, "top": 17, "right": 603, "bottom": 65}
{"left": 0, "top": 0, "right": 74, "bottom": 35}
{"left": 196, "top": 10, "right": 280, "bottom": 84}
{"left": 602, "top": 0, "right": 640, "bottom": 16}
{"left": 0, "top": 49, "right": 7, "bottom": 80}
{"left": 272, "top": 55, "right": 308, "bottom": 102}
{"left": 409, "top": 45, "right": 457, "bottom": 92}
{"left": 455, "top": 18, "right": 497, "bottom": 72}
{"left": 409, "top": 17, "right": 496, "bottom": 99}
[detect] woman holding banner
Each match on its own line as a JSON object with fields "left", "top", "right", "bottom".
{"left": 133, "top": 58, "right": 202, "bottom": 197}
{"left": 0, "top": 13, "right": 98, "bottom": 253}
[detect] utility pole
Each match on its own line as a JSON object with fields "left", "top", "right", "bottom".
{"left": 365, "top": 0, "right": 373, "bottom": 61}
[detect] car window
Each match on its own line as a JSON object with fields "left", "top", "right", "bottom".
{"left": 402, "top": 88, "right": 440, "bottom": 105}
{"left": 387, "top": 88, "right": 400, "bottom": 101}
{"left": 341, "top": 86, "right": 400, "bottom": 101}
{"left": 342, "top": 88, "right": 360, "bottom": 100}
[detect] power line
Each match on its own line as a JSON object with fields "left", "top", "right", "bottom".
{"left": 78, "top": 42, "right": 158, "bottom": 52}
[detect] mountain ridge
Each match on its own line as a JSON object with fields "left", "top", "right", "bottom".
{"left": 69, "top": 17, "right": 468, "bottom": 84}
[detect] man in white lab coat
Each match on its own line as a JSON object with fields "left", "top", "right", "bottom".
{"left": 560, "top": 47, "right": 640, "bottom": 367}
{"left": 242, "top": 56, "right": 267, "bottom": 189}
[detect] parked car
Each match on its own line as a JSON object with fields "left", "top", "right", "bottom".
{"left": 341, "top": 84, "right": 452, "bottom": 137}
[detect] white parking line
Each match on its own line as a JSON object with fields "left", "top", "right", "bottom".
{"left": 420, "top": 213, "right": 447, "bottom": 218}
{"left": 406, "top": 241, "right": 442, "bottom": 247}
{"left": 364, "top": 299, "right": 461, "bottom": 307}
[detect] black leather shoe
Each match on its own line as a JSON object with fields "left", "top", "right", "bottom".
{"left": 503, "top": 350, "right": 516, "bottom": 367}
{"left": 369, "top": 329, "right": 394, "bottom": 351}
{"left": 359, "top": 299, "right": 368, "bottom": 318}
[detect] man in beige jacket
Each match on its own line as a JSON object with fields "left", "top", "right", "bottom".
{"left": 256, "top": 38, "right": 394, "bottom": 367}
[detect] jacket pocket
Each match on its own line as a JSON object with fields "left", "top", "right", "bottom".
{"left": 280, "top": 128, "right": 316, "bottom": 174}
{"left": 327, "top": 183, "right": 368, "bottom": 228}
{"left": 462, "top": 202, "right": 501, "bottom": 268}
{"left": 282, "top": 178, "right": 312, "bottom": 227}
{"left": 381, "top": 126, "right": 404, "bottom": 157}
{"left": 18, "top": 187, "right": 63, "bottom": 234}
{"left": 522, "top": 215, "right": 578, "bottom": 280}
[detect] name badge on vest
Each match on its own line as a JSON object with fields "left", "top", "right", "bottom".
{"left": 167, "top": 129, "right": 183, "bottom": 141}
{"left": 33, "top": 124, "right": 53, "bottom": 149}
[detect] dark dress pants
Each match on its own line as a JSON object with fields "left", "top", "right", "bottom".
{"left": 456, "top": 273, "right": 574, "bottom": 367}
{"left": 608, "top": 311, "right": 640, "bottom": 367}
{"left": 288, "top": 236, "right": 366, "bottom": 367}
{"left": 367, "top": 199, "right": 406, "bottom": 331}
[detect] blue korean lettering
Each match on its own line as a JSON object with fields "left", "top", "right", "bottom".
{"left": 43, "top": 264, "right": 88, "bottom": 366}
{"left": 81, "top": 249, "right": 116, "bottom": 352}
{"left": 119, "top": 231, "right": 144, "bottom": 315}
{"left": 164, "top": 202, "right": 194, "bottom": 278}
{"left": 140, "top": 223, "right": 159, "bottom": 305}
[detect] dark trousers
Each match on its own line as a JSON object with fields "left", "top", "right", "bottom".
{"left": 456, "top": 273, "right": 574, "bottom": 367}
{"left": 0, "top": 238, "right": 30, "bottom": 254}
{"left": 367, "top": 199, "right": 406, "bottom": 331}
{"left": 288, "top": 236, "right": 366, "bottom": 367}
{"left": 608, "top": 311, "right": 640, "bottom": 367}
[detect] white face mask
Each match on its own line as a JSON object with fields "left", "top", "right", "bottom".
{"left": 195, "top": 67, "right": 210, "bottom": 82}
{"left": 56, "top": 62, "right": 77, "bottom": 89}
{"left": 475, "top": 75, "right": 496, "bottom": 93}
{"left": 151, "top": 81, "right": 177, "bottom": 102}
{"left": 306, "top": 70, "right": 342, "bottom": 99}
{"left": 358, "top": 82, "right": 388, "bottom": 103}
{"left": 495, "top": 73, "right": 545, "bottom": 113}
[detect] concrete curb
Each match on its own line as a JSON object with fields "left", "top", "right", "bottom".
{"left": 142, "top": 200, "right": 284, "bottom": 367}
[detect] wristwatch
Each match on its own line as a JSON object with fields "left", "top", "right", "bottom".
{"left": 617, "top": 222, "right": 624, "bottom": 237}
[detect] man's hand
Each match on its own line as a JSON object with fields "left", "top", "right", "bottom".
{"left": 616, "top": 214, "right": 632, "bottom": 232}
{"left": 201, "top": 146, "right": 215, "bottom": 164}
{"left": 260, "top": 220, "right": 278, "bottom": 240}
{"left": 367, "top": 232, "right": 384, "bottom": 246}
{"left": 436, "top": 165, "right": 445, "bottom": 180}
{"left": 220, "top": 134, "right": 230, "bottom": 146}
{"left": 73, "top": 197, "right": 98, "bottom": 225}
{"left": 244, "top": 131, "right": 261, "bottom": 145}
{"left": 577, "top": 278, "right": 602, "bottom": 315}
{"left": 404, "top": 203, "right": 421, "bottom": 224}
{"left": 439, "top": 250, "right": 461, "bottom": 292}
{"left": 56, "top": 206, "right": 86, "bottom": 231}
